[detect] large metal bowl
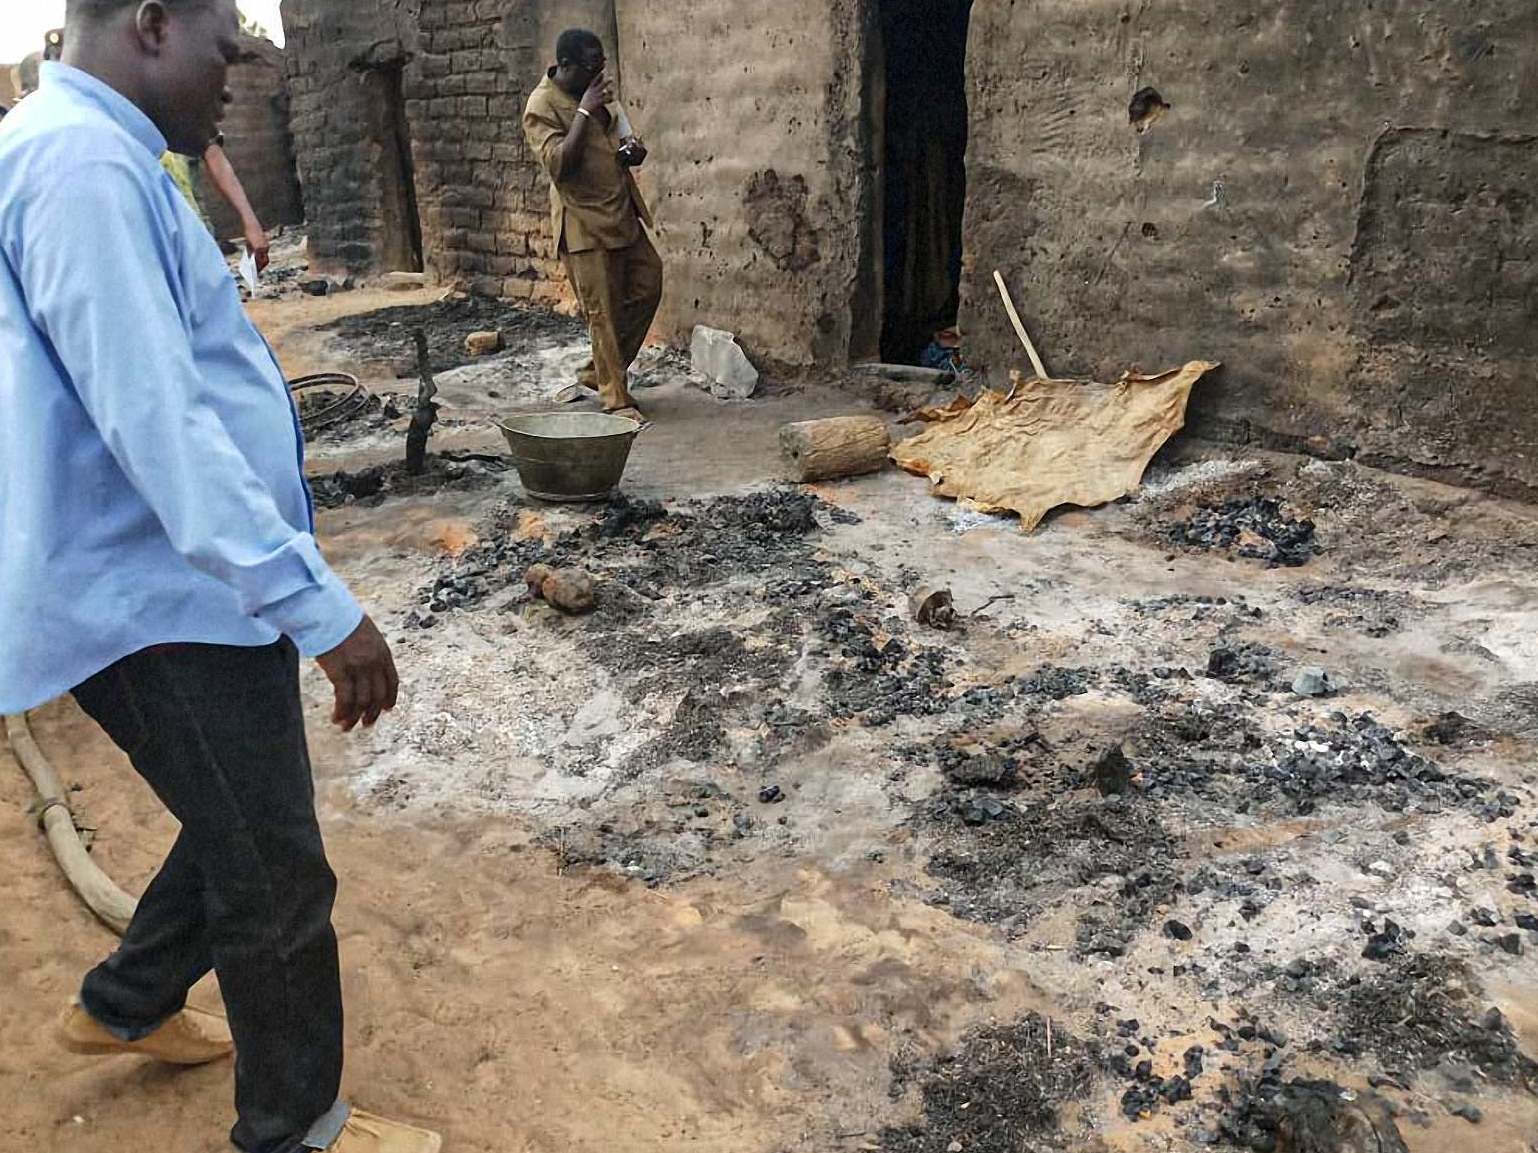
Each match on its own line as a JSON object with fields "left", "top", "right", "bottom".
{"left": 496, "top": 411, "right": 641, "bottom": 502}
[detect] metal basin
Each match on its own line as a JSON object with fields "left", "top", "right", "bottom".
{"left": 496, "top": 411, "right": 641, "bottom": 502}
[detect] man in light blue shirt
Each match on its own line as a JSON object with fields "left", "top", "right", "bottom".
{"left": 0, "top": 2, "right": 436, "bottom": 1151}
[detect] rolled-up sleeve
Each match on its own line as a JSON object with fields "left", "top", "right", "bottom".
{"left": 14, "top": 158, "right": 362, "bottom": 657}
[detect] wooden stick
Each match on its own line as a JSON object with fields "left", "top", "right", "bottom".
{"left": 404, "top": 328, "right": 440, "bottom": 476}
{"left": 993, "top": 269, "right": 1049, "bottom": 381}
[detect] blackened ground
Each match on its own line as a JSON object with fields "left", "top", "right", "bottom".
{"left": 1167, "top": 496, "right": 1320, "bottom": 568}
{"left": 320, "top": 296, "right": 584, "bottom": 376}
{"left": 879, "top": 1015, "right": 1102, "bottom": 1153}
{"left": 310, "top": 453, "right": 507, "bottom": 510}
{"left": 922, "top": 791, "right": 1180, "bottom": 953}
{"left": 1333, "top": 954, "right": 1538, "bottom": 1090}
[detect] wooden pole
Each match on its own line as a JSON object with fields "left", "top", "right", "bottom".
{"left": 993, "top": 269, "right": 1049, "bottom": 381}
{"left": 404, "top": 328, "right": 439, "bottom": 476}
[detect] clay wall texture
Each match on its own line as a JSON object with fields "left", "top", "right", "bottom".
{"left": 617, "top": 0, "right": 873, "bottom": 369}
{"left": 200, "top": 36, "right": 304, "bottom": 242}
{"left": 963, "top": 0, "right": 1538, "bottom": 493}
{"left": 284, "top": 0, "right": 1538, "bottom": 492}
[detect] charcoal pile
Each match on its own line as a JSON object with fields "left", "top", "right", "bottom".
{"left": 1170, "top": 497, "right": 1320, "bottom": 567}
{"left": 1015, "top": 665, "right": 1097, "bottom": 700}
{"left": 1206, "top": 642, "right": 1282, "bottom": 687}
{"left": 421, "top": 489, "right": 833, "bottom": 613}
{"left": 879, "top": 1016, "right": 1100, "bottom": 1153}
{"left": 310, "top": 454, "right": 504, "bottom": 511}
{"left": 1219, "top": 1077, "right": 1409, "bottom": 1153}
{"left": 1260, "top": 713, "right": 1510, "bottom": 818}
{"left": 922, "top": 794, "right": 1179, "bottom": 947}
{"left": 1114, "top": 1039, "right": 1208, "bottom": 1121}
{"left": 1334, "top": 954, "right": 1538, "bottom": 1089}
{"left": 819, "top": 609, "right": 952, "bottom": 726}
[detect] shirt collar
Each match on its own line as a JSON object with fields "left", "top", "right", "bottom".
{"left": 40, "top": 61, "right": 168, "bottom": 157}
{"left": 539, "top": 72, "right": 576, "bottom": 107}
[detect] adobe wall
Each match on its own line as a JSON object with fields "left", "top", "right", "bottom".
{"left": 616, "top": 0, "right": 873, "bottom": 369}
{"left": 283, "top": 0, "right": 1538, "bottom": 493}
{"left": 283, "top": 0, "right": 423, "bottom": 273}
{"left": 963, "top": 0, "right": 1538, "bottom": 494}
{"left": 283, "top": 0, "right": 870, "bottom": 352}
{"left": 200, "top": 35, "right": 304, "bottom": 242}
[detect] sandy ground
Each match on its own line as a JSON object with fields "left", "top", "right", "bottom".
{"left": 3, "top": 278, "right": 1537, "bottom": 1153}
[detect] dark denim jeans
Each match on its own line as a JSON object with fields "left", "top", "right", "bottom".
{"left": 72, "top": 640, "right": 344, "bottom": 1153}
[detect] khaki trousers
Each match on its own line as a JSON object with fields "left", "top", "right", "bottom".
{"left": 563, "top": 233, "right": 664, "bottom": 411}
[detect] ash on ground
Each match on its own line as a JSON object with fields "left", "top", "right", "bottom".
{"left": 1333, "top": 953, "right": 1538, "bottom": 1090}
{"left": 879, "top": 1015, "right": 1101, "bottom": 1153}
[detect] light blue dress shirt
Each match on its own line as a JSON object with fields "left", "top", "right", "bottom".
{"left": 0, "top": 64, "right": 362, "bottom": 714}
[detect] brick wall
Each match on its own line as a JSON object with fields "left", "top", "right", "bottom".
{"left": 408, "top": 0, "right": 568, "bottom": 305}
{"left": 287, "top": 0, "right": 874, "bottom": 363}
{"left": 283, "top": 0, "right": 572, "bottom": 303}
{"left": 200, "top": 35, "right": 304, "bottom": 242}
{"left": 283, "top": 0, "right": 422, "bottom": 275}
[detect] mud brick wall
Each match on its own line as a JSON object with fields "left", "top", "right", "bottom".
{"left": 283, "top": 0, "right": 576, "bottom": 300}
{"left": 964, "top": 1, "right": 1538, "bottom": 494}
{"left": 200, "top": 35, "right": 304, "bottom": 243}
{"left": 283, "top": 0, "right": 422, "bottom": 275}
{"left": 409, "top": 0, "right": 567, "bottom": 305}
{"left": 617, "top": 0, "right": 872, "bottom": 370}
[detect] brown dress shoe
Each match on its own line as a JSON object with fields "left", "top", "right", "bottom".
{"left": 325, "top": 1110, "right": 442, "bottom": 1152}
{"left": 56, "top": 1000, "right": 233, "bottom": 1065}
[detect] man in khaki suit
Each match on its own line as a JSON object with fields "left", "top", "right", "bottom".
{"left": 523, "top": 28, "right": 661, "bottom": 422}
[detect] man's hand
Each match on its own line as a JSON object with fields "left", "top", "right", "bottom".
{"left": 579, "top": 68, "right": 615, "bottom": 117}
{"left": 244, "top": 220, "right": 270, "bottom": 273}
{"left": 619, "top": 137, "right": 648, "bottom": 168}
{"left": 316, "top": 615, "right": 399, "bottom": 732}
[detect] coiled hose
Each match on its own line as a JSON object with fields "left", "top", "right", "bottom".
{"left": 5, "top": 712, "right": 136, "bottom": 934}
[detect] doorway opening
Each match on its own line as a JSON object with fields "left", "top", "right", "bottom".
{"left": 361, "top": 63, "right": 424, "bottom": 274}
{"left": 873, "top": 0, "right": 972, "bottom": 366}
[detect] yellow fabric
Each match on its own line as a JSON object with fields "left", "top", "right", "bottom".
{"left": 562, "top": 234, "right": 664, "bottom": 410}
{"left": 892, "top": 361, "right": 1219, "bottom": 531}
{"left": 523, "top": 74, "right": 652, "bottom": 254}
{"left": 159, "top": 152, "right": 206, "bottom": 222}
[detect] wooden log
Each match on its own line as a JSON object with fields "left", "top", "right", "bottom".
{"left": 849, "top": 362, "right": 957, "bottom": 388}
{"left": 780, "top": 416, "right": 892, "bottom": 483}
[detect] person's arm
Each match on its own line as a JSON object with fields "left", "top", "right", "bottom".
{"left": 524, "top": 71, "right": 613, "bottom": 183}
{"left": 201, "top": 141, "right": 269, "bottom": 272}
{"left": 13, "top": 157, "right": 395, "bottom": 728}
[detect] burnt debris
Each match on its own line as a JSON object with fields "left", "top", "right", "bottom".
{"left": 1169, "top": 497, "right": 1320, "bottom": 567}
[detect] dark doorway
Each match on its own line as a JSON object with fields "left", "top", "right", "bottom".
{"left": 877, "top": 0, "right": 971, "bottom": 366}
{"left": 361, "top": 63, "right": 424, "bottom": 274}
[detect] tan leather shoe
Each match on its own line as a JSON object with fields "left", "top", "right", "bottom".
{"left": 326, "top": 1110, "right": 442, "bottom": 1152}
{"left": 56, "top": 1000, "right": 233, "bottom": 1065}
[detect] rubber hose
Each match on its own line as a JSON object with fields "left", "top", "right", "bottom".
{"left": 5, "top": 712, "right": 136, "bottom": 935}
